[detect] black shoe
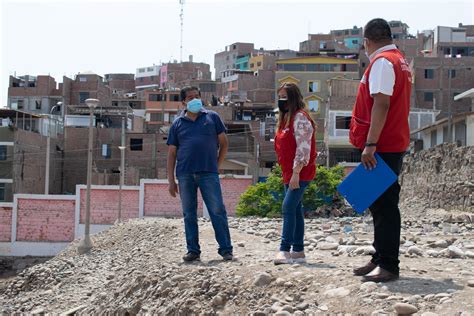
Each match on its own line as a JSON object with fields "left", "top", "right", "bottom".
{"left": 353, "top": 261, "right": 377, "bottom": 276}
{"left": 362, "top": 267, "right": 399, "bottom": 283}
{"left": 182, "top": 252, "right": 200, "bottom": 262}
{"left": 222, "top": 252, "right": 233, "bottom": 261}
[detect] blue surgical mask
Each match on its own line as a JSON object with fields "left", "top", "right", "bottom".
{"left": 186, "top": 98, "right": 203, "bottom": 113}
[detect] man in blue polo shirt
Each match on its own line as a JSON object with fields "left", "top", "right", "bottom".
{"left": 167, "top": 86, "right": 233, "bottom": 262}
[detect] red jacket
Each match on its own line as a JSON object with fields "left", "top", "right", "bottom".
{"left": 350, "top": 49, "right": 412, "bottom": 152}
{"left": 274, "top": 110, "right": 317, "bottom": 184}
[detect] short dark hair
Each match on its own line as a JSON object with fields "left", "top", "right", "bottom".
{"left": 180, "top": 86, "right": 201, "bottom": 101}
{"left": 364, "top": 18, "right": 392, "bottom": 43}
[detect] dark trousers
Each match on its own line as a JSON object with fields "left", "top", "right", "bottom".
{"left": 369, "top": 152, "right": 404, "bottom": 275}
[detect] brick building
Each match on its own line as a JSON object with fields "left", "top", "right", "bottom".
{"left": 8, "top": 75, "right": 63, "bottom": 116}
{"left": 105, "top": 73, "right": 145, "bottom": 110}
{"left": 63, "top": 72, "right": 112, "bottom": 109}
{"left": 135, "top": 65, "right": 161, "bottom": 91}
{"left": 413, "top": 56, "right": 474, "bottom": 118}
{"left": 217, "top": 69, "right": 275, "bottom": 104}
{"left": 0, "top": 110, "right": 63, "bottom": 201}
{"left": 214, "top": 43, "right": 255, "bottom": 80}
{"left": 160, "top": 59, "right": 212, "bottom": 90}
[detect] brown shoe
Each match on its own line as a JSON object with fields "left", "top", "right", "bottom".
{"left": 362, "top": 267, "right": 399, "bottom": 283}
{"left": 353, "top": 261, "right": 377, "bottom": 276}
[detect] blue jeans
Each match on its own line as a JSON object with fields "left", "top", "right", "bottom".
{"left": 177, "top": 172, "right": 233, "bottom": 256}
{"left": 280, "top": 181, "right": 310, "bottom": 252}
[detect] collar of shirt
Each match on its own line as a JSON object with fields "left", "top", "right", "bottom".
{"left": 369, "top": 44, "right": 398, "bottom": 61}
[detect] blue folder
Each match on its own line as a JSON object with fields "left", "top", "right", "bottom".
{"left": 337, "top": 153, "right": 398, "bottom": 214}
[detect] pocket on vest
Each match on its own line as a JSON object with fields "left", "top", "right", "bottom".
{"left": 349, "top": 117, "right": 370, "bottom": 149}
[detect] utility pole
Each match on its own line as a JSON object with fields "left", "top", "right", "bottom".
{"left": 118, "top": 116, "right": 126, "bottom": 223}
{"left": 45, "top": 119, "right": 50, "bottom": 194}
{"left": 179, "top": 0, "right": 185, "bottom": 62}
{"left": 77, "top": 98, "right": 98, "bottom": 255}
{"left": 447, "top": 66, "right": 453, "bottom": 142}
{"left": 45, "top": 102, "right": 61, "bottom": 194}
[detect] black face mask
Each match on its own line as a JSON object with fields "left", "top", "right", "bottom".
{"left": 278, "top": 99, "right": 289, "bottom": 113}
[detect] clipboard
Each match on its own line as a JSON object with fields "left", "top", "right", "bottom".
{"left": 337, "top": 153, "right": 398, "bottom": 214}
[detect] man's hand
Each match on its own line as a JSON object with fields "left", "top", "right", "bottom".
{"left": 168, "top": 181, "right": 179, "bottom": 197}
{"left": 289, "top": 173, "right": 300, "bottom": 190}
{"left": 361, "top": 146, "right": 377, "bottom": 170}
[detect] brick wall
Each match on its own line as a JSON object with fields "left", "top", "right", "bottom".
{"left": 142, "top": 178, "right": 252, "bottom": 217}
{"left": 143, "top": 182, "right": 203, "bottom": 217}
{"left": 220, "top": 178, "right": 253, "bottom": 216}
{"left": 0, "top": 206, "right": 12, "bottom": 242}
{"left": 79, "top": 188, "right": 140, "bottom": 224}
{"left": 16, "top": 198, "right": 75, "bottom": 242}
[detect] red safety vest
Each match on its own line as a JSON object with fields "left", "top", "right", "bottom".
{"left": 350, "top": 49, "right": 412, "bottom": 152}
{"left": 274, "top": 110, "right": 317, "bottom": 184}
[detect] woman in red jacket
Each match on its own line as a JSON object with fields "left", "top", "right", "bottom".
{"left": 274, "top": 83, "right": 317, "bottom": 265}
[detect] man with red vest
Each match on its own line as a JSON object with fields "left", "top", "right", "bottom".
{"left": 350, "top": 18, "right": 411, "bottom": 283}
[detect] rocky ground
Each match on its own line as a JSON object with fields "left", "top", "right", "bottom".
{"left": 0, "top": 208, "right": 473, "bottom": 315}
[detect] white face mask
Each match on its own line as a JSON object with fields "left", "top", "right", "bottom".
{"left": 365, "top": 50, "right": 370, "bottom": 60}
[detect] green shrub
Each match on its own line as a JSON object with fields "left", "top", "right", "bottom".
{"left": 236, "top": 164, "right": 345, "bottom": 217}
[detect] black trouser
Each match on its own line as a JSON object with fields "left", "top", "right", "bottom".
{"left": 369, "top": 152, "right": 405, "bottom": 275}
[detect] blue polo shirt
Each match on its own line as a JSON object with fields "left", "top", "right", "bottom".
{"left": 167, "top": 109, "right": 226, "bottom": 177}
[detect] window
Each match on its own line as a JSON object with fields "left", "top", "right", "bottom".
{"left": 17, "top": 99, "right": 24, "bottom": 109}
{"left": 449, "top": 69, "right": 456, "bottom": 78}
{"left": 308, "top": 81, "right": 320, "bottom": 93}
{"left": 0, "top": 146, "right": 7, "bottom": 160}
{"left": 147, "top": 67, "right": 154, "bottom": 72}
{"left": 362, "top": 62, "right": 366, "bottom": 68}
{"left": 336, "top": 116, "right": 351, "bottom": 130}
{"left": 35, "top": 100, "right": 42, "bottom": 110}
{"left": 424, "top": 92, "right": 434, "bottom": 102}
{"left": 257, "top": 61, "right": 262, "bottom": 67}
{"left": 351, "top": 29, "right": 359, "bottom": 35}
{"left": 139, "top": 77, "right": 144, "bottom": 83}
{"left": 424, "top": 69, "right": 434, "bottom": 79}
{"left": 0, "top": 183, "right": 5, "bottom": 201}
{"left": 283, "top": 64, "right": 305, "bottom": 71}
{"left": 308, "top": 100, "right": 319, "bottom": 112}
{"left": 149, "top": 94, "right": 165, "bottom": 101}
{"left": 320, "top": 41, "right": 327, "bottom": 49}
{"left": 138, "top": 68, "right": 146, "bottom": 73}
{"left": 79, "top": 92, "right": 90, "bottom": 104}
{"left": 344, "top": 30, "right": 349, "bottom": 35}
{"left": 352, "top": 39, "right": 359, "bottom": 44}
{"left": 150, "top": 76, "right": 155, "bottom": 81}
{"left": 170, "top": 94, "right": 180, "bottom": 102}
{"left": 250, "top": 63, "right": 255, "bottom": 68}
{"left": 130, "top": 138, "right": 143, "bottom": 151}
{"left": 150, "top": 113, "right": 163, "bottom": 121}
{"left": 102, "top": 144, "right": 111, "bottom": 159}
{"left": 79, "top": 76, "right": 87, "bottom": 82}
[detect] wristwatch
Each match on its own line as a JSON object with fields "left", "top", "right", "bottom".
{"left": 365, "top": 142, "right": 377, "bottom": 147}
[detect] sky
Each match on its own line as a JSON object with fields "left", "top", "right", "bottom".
{"left": 1, "top": 0, "right": 473, "bottom": 106}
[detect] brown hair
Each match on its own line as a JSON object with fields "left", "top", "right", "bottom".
{"left": 277, "top": 82, "right": 313, "bottom": 130}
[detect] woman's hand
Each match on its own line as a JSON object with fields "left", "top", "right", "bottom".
{"left": 289, "top": 173, "right": 300, "bottom": 190}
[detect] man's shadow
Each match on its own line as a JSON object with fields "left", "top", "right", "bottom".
{"left": 384, "top": 277, "right": 464, "bottom": 295}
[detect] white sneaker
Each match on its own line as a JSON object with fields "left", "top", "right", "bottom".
{"left": 274, "top": 251, "right": 292, "bottom": 265}
{"left": 291, "top": 251, "right": 306, "bottom": 264}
